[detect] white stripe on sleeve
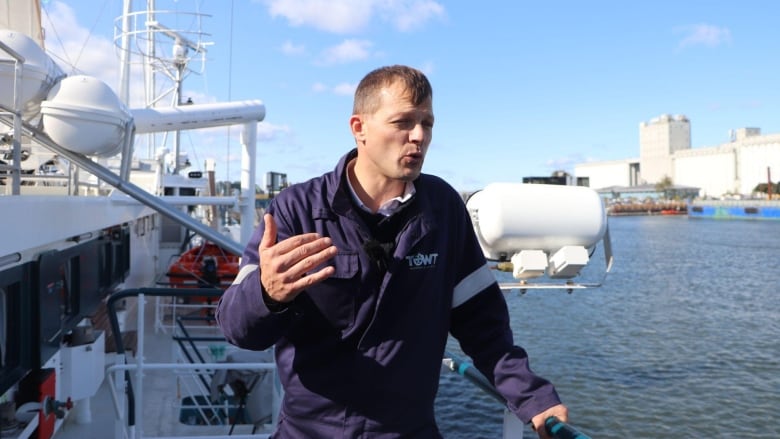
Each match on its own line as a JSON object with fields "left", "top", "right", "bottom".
{"left": 232, "top": 264, "right": 259, "bottom": 285}
{"left": 452, "top": 263, "right": 496, "bottom": 308}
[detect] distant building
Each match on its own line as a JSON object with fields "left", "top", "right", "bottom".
{"left": 522, "top": 170, "right": 572, "bottom": 185}
{"left": 575, "top": 158, "right": 639, "bottom": 189}
{"left": 265, "top": 171, "right": 288, "bottom": 197}
{"left": 674, "top": 128, "right": 780, "bottom": 197}
{"left": 639, "top": 114, "right": 691, "bottom": 184}
{"left": 574, "top": 114, "right": 780, "bottom": 198}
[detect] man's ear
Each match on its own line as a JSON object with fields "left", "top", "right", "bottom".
{"left": 350, "top": 114, "right": 366, "bottom": 141}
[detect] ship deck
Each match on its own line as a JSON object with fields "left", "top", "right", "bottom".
{"left": 34, "top": 292, "right": 277, "bottom": 439}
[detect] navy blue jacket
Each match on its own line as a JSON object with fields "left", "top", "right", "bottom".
{"left": 216, "top": 150, "right": 561, "bottom": 438}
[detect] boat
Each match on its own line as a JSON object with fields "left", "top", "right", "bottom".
{"left": 0, "top": 2, "right": 605, "bottom": 438}
{"left": 607, "top": 200, "right": 688, "bottom": 216}
{"left": 165, "top": 242, "right": 240, "bottom": 294}
{"left": 162, "top": 241, "right": 241, "bottom": 322}
{"left": 688, "top": 199, "right": 780, "bottom": 220}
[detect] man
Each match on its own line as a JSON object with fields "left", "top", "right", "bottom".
{"left": 216, "top": 65, "right": 567, "bottom": 438}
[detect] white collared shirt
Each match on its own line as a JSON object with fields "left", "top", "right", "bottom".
{"left": 346, "top": 175, "right": 416, "bottom": 217}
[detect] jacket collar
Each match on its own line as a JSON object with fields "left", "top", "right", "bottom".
{"left": 328, "top": 149, "right": 359, "bottom": 217}
{"left": 326, "top": 149, "right": 437, "bottom": 234}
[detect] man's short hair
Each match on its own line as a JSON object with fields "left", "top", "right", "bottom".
{"left": 353, "top": 65, "right": 432, "bottom": 115}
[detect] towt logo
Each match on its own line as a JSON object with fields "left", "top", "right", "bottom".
{"left": 405, "top": 252, "right": 439, "bottom": 269}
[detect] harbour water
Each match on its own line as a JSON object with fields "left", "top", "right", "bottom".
{"left": 435, "top": 215, "right": 780, "bottom": 438}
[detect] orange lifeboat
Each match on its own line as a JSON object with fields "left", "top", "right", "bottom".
{"left": 166, "top": 242, "right": 240, "bottom": 304}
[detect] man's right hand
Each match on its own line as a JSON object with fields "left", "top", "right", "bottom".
{"left": 258, "top": 213, "right": 338, "bottom": 304}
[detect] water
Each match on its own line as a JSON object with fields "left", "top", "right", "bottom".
{"left": 435, "top": 216, "right": 780, "bottom": 438}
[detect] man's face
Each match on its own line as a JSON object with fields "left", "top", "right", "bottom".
{"left": 353, "top": 81, "right": 434, "bottom": 182}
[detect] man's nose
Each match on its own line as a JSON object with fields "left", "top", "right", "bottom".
{"left": 409, "top": 123, "right": 426, "bottom": 144}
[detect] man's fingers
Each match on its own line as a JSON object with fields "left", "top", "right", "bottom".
{"left": 257, "top": 211, "right": 339, "bottom": 301}
{"left": 274, "top": 238, "right": 337, "bottom": 281}
{"left": 291, "top": 265, "right": 336, "bottom": 291}
{"left": 260, "top": 213, "right": 327, "bottom": 255}
{"left": 263, "top": 242, "right": 337, "bottom": 302}
{"left": 259, "top": 213, "right": 277, "bottom": 251}
{"left": 293, "top": 241, "right": 338, "bottom": 273}
{"left": 270, "top": 232, "right": 334, "bottom": 257}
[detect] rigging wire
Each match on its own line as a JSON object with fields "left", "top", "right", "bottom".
{"left": 41, "top": 0, "right": 112, "bottom": 75}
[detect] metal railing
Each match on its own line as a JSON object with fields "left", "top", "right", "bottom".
{"left": 442, "top": 351, "right": 593, "bottom": 439}
{"left": 105, "top": 287, "right": 279, "bottom": 439}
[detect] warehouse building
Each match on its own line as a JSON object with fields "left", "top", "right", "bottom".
{"left": 574, "top": 114, "right": 780, "bottom": 198}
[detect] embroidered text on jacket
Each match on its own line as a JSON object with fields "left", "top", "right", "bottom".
{"left": 405, "top": 252, "right": 439, "bottom": 269}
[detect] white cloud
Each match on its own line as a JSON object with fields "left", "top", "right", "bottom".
{"left": 262, "top": 0, "right": 444, "bottom": 33}
{"left": 311, "top": 82, "right": 356, "bottom": 95}
{"left": 332, "top": 82, "right": 356, "bottom": 96}
{"left": 382, "top": 0, "right": 445, "bottom": 32}
{"left": 257, "top": 121, "right": 292, "bottom": 142}
{"left": 544, "top": 154, "right": 584, "bottom": 173}
{"left": 676, "top": 24, "right": 732, "bottom": 50}
{"left": 265, "top": 0, "right": 373, "bottom": 33}
{"left": 42, "top": 1, "right": 119, "bottom": 83}
{"left": 317, "top": 39, "right": 373, "bottom": 65}
{"left": 418, "top": 60, "right": 435, "bottom": 76}
{"left": 280, "top": 40, "right": 306, "bottom": 55}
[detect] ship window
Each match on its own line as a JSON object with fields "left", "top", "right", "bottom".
{"left": 65, "top": 255, "right": 80, "bottom": 318}
{"left": 744, "top": 207, "right": 759, "bottom": 214}
{"left": 0, "top": 288, "right": 5, "bottom": 368}
{"left": 692, "top": 206, "right": 703, "bottom": 213}
{"left": 0, "top": 277, "right": 27, "bottom": 388}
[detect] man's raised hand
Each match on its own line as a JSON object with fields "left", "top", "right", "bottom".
{"left": 258, "top": 213, "right": 337, "bottom": 303}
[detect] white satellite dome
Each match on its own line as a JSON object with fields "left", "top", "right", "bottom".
{"left": 0, "top": 30, "right": 65, "bottom": 120}
{"left": 40, "top": 75, "right": 132, "bottom": 157}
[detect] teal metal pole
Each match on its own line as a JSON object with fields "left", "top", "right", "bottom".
{"left": 545, "top": 416, "right": 592, "bottom": 439}
{"left": 443, "top": 352, "right": 593, "bottom": 439}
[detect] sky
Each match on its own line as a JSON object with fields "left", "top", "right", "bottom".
{"left": 37, "top": 0, "right": 780, "bottom": 192}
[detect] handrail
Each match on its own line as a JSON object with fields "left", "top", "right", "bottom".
{"left": 442, "top": 351, "right": 593, "bottom": 439}
{"left": 442, "top": 351, "right": 504, "bottom": 404}
{"left": 173, "top": 314, "right": 216, "bottom": 390}
{"left": 106, "top": 287, "right": 225, "bottom": 428}
{"left": 544, "top": 417, "right": 592, "bottom": 439}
